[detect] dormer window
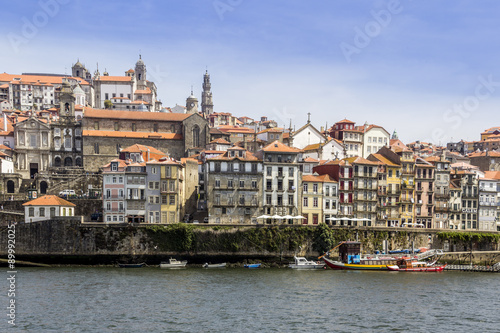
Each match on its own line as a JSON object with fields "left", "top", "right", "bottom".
{"left": 111, "top": 162, "right": 118, "bottom": 171}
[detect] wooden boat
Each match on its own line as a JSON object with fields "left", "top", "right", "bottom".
{"left": 118, "top": 263, "right": 145, "bottom": 268}
{"left": 289, "top": 256, "right": 325, "bottom": 269}
{"left": 160, "top": 258, "right": 187, "bottom": 269}
{"left": 387, "top": 258, "right": 447, "bottom": 272}
{"left": 244, "top": 263, "right": 261, "bottom": 268}
{"left": 322, "top": 241, "right": 397, "bottom": 271}
{"left": 203, "top": 262, "right": 226, "bottom": 268}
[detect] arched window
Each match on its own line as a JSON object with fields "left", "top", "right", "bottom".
{"left": 40, "top": 181, "right": 48, "bottom": 194}
{"left": 75, "top": 157, "right": 82, "bottom": 167}
{"left": 193, "top": 125, "right": 200, "bottom": 148}
{"left": 64, "top": 157, "right": 73, "bottom": 167}
{"left": 54, "top": 157, "right": 61, "bottom": 167}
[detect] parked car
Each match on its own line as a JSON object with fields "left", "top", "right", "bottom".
{"left": 203, "top": 217, "right": 209, "bottom": 223}
{"left": 192, "top": 220, "right": 199, "bottom": 224}
{"left": 59, "top": 189, "right": 76, "bottom": 197}
{"left": 183, "top": 214, "right": 192, "bottom": 222}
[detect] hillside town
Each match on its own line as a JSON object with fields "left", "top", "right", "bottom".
{"left": 1, "top": 58, "right": 499, "bottom": 231}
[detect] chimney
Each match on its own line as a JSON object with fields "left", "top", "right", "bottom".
{"left": 147, "top": 148, "right": 150, "bottom": 161}
{"left": 3, "top": 112, "right": 7, "bottom": 132}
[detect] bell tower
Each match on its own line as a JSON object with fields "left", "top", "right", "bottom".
{"left": 186, "top": 88, "right": 199, "bottom": 114}
{"left": 201, "top": 70, "right": 214, "bottom": 116}
{"left": 135, "top": 55, "right": 147, "bottom": 90}
{"left": 59, "top": 80, "right": 75, "bottom": 119}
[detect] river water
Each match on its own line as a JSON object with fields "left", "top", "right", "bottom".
{"left": 3, "top": 266, "right": 499, "bottom": 332}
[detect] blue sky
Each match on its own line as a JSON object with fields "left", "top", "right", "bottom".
{"left": 1, "top": 0, "right": 499, "bottom": 144}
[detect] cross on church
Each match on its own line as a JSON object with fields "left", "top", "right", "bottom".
{"left": 307, "top": 112, "right": 311, "bottom": 123}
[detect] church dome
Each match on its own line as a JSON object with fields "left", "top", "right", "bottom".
{"left": 136, "top": 56, "right": 145, "bottom": 66}
{"left": 74, "top": 60, "right": 83, "bottom": 67}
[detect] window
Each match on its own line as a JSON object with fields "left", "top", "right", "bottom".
{"left": 94, "top": 143, "right": 99, "bottom": 154}
{"left": 239, "top": 180, "right": 245, "bottom": 188}
{"left": 288, "top": 195, "right": 294, "bottom": 205}
{"left": 325, "top": 200, "right": 330, "bottom": 210}
{"left": 313, "top": 197, "right": 318, "bottom": 207}
{"left": 94, "top": 121, "right": 99, "bottom": 130}
{"left": 132, "top": 123, "right": 136, "bottom": 131}
{"left": 228, "top": 179, "right": 233, "bottom": 188}
{"left": 215, "top": 179, "right": 220, "bottom": 188}
{"left": 252, "top": 180, "right": 257, "bottom": 188}
{"left": 303, "top": 183, "right": 308, "bottom": 193}
{"left": 114, "top": 122, "right": 119, "bottom": 131}
{"left": 267, "top": 167, "right": 272, "bottom": 176}
{"left": 169, "top": 195, "right": 175, "bottom": 205}
{"left": 303, "top": 197, "right": 308, "bottom": 207}
{"left": 29, "top": 207, "right": 35, "bottom": 217}
{"left": 325, "top": 186, "right": 330, "bottom": 196}
{"left": 313, "top": 183, "right": 318, "bottom": 193}
{"left": 266, "top": 195, "right": 272, "bottom": 205}
{"left": 288, "top": 167, "right": 294, "bottom": 177}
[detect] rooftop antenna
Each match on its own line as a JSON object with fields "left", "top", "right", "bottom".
{"left": 307, "top": 112, "right": 311, "bottom": 124}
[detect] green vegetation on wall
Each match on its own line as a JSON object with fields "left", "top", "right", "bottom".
{"left": 437, "top": 231, "right": 500, "bottom": 243}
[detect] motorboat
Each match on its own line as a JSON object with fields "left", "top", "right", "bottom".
{"left": 244, "top": 263, "right": 262, "bottom": 268}
{"left": 289, "top": 256, "right": 325, "bottom": 269}
{"left": 118, "top": 263, "right": 145, "bottom": 268}
{"left": 387, "top": 258, "right": 446, "bottom": 272}
{"left": 160, "top": 258, "right": 187, "bottom": 269}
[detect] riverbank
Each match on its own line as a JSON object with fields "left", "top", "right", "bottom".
{"left": 1, "top": 219, "right": 499, "bottom": 265}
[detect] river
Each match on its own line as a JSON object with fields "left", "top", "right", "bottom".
{"left": 3, "top": 266, "right": 499, "bottom": 332}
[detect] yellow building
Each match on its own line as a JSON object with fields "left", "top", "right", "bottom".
{"left": 301, "top": 174, "right": 336, "bottom": 225}
{"left": 368, "top": 153, "right": 401, "bottom": 227}
{"left": 158, "top": 158, "right": 183, "bottom": 224}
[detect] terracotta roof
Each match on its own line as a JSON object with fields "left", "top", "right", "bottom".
{"left": 336, "top": 118, "right": 355, "bottom": 124}
{"left": 483, "top": 171, "right": 500, "bottom": 180}
{"left": 0, "top": 73, "right": 89, "bottom": 85}
{"left": 217, "top": 125, "right": 255, "bottom": 134}
{"left": 210, "top": 138, "right": 231, "bottom": 145}
{"left": 0, "top": 144, "right": 13, "bottom": 150}
{"left": 83, "top": 108, "right": 191, "bottom": 121}
{"left": 303, "top": 157, "right": 320, "bottom": 163}
{"left": 121, "top": 144, "right": 166, "bottom": 155}
{"left": 468, "top": 151, "right": 500, "bottom": 158}
{"left": 345, "top": 156, "right": 379, "bottom": 165}
{"left": 302, "top": 174, "right": 337, "bottom": 183}
{"left": 96, "top": 76, "right": 132, "bottom": 82}
{"left": 82, "top": 130, "right": 182, "bottom": 140}
{"left": 262, "top": 140, "right": 302, "bottom": 153}
{"left": 23, "top": 195, "right": 76, "bottom": 207}
{"left": 208, "top": 150, "right": 259, "bottom": 161}
{"left": 134, "top": 87, "right": 152, "bottom": 94}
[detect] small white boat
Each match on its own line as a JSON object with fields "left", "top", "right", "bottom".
{"left": 203, "top": 262, "right": 226, "bottom": 268}
{"left": 289, "top": 256, "right": 325, "bottom": 269}
{"left": 160, "top": 258, "right": 187, "bottom": 269}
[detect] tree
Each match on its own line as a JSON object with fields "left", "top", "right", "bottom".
{"left": 104, "top": 100, "right": 112, "bottom": 109}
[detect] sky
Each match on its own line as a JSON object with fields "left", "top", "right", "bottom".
{"left": 1, "top": 0, "right": 500, "bottom": 145}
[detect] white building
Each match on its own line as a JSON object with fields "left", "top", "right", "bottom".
{"left": 22, "top": 195, "right": 75, "bottom": 223}
{"left": 478, "top": 177, "right": 498, "bottom": 231}
{"left": 361, "top": 124, "right": 390, "bottom": 158}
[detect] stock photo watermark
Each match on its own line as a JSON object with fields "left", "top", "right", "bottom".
{"left": 6, "top": 222, "right": 16, "bottom": 326}
{"left": 213, "top": 0, "right": 244, "bottom": 21}
{"left": 339, "top": 0, "right": 403, "bottom": 63}
{"left": 7, "top": 0, "right": 70, "bottom": 53}
{"left": 432, "top": 74, "right": 500, "bottom": 144}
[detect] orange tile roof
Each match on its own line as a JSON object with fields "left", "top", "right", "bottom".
{"left": 96, "top": 76, "right": 132, "bottom": 82}
{"left": 303, "top": 157, "right": 319, "bottom": 163}
{"left": 121, "top": 144, "right": 166, "bottom": 155}
{"left": 134, "top": 87, "right": 152, "bottom": 94}
{"left": 345, "top": 156, "right": 379, "bottom": 165}
{"left": 82, "top": 130, "right": 182, "bottom": 140}
{"left": 0, "top": 73, "right": 89, "bottom": 85}
{"left": 83, "top": 108, "right": 191, "bottom": 121}
{"left": 302, "top": 174, "right": 337, "bottom": 183}
{"left": 336, "top": 118, "right": 355, "bottom": 124}
{"left": 209, "top": 150, "right": 259, "bottom": 161}
{"left": 210, "top": 138, "right": 231, "bottom": 144}
{"left": 23, "top": 195, "right": 76, "bottom": 207}
{"left": 468, "top": 151, "right": 500, "bottom": 158}
{"left": 262, "top": 140, "right": 302, "bottom": 153}
{"left": 258, "top": 127, "right": 284, "bottom": 134}
{"left": 483, "top": 171, "right": 500, "bottom": 180}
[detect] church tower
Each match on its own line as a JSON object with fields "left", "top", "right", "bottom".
{"left": 135, "top": 55, "right": 147, "bottom": 90}
{"left": 59, "top": 80, "right": 76, "bottom": 119}
{"left": 186, "top": 89, "right": 199, "bottom": 114}
{"left": 201, "top": 70, "right": 214, "bottom": 116}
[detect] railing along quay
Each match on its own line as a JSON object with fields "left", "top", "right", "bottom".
{"left": 445, "top": 263, "right": 500, "bottom": 273}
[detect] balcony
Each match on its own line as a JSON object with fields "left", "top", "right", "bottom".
{"left": 435, "top": 192, "right": 450, "bottom": 199}
{"left": 104, "top": 195, "right": 124, "bottom": 199}
{"left": 105, "top": 208, "right": 124, "bottom": 212}
{"left": 435, "top": 205, "right": 449, "bottom": 212}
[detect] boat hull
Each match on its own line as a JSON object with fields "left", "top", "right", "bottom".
{"left": 244, "top": 263, "right": 261, "bottom": 268}
{"left": 387, "top": 264, "right": 446, "bottom": 272}
{"left": 323, "top": 257, "right": 389, "bottom": 271}
{"left": 118, "top": 263, "right": 145, "bottom": 268}
{"left": 203, "top": 263, "right": 226, "bottom": 268}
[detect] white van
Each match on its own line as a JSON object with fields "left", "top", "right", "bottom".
{"left": 59, "top": 190, "right": 76, "bottom": 197}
